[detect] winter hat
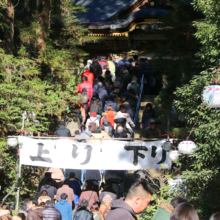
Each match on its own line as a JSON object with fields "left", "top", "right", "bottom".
{"left": 91, "top": 112, "right": 97, "bottom": 117}
{"left": 60, "top": 121, "right": 65, "bottom": 126}
{"left": 87, "top": 59, "right": 92, "bottom": 64}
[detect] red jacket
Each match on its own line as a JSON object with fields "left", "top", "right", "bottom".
{"left": 77, "top": 81, "right": 93, "bottom": 99}
{"left": 81, "top": 70, "right": 94, "bottom": 85}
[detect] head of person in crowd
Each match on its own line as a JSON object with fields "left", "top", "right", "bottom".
{"left": 63, "top": 179, "right": 69, "bottom": 186}
{"left": 92, "top": 92, "right": 99, "bottom": 100}
{"left": 80, "top": 199, "right": 88, "bottom": 209}
{"left": 69, "top": 172, "right": 76, "bottom": 179}
{"left": 170, "top": 202, "right": 199, "bottom": 220}
{"left": 210, "top": 213, "right": 220, "bottom": 220}
{"left": 133, "top": 55, "right": 138, "bottom": 60}
{"left": 113, "top": 87, "right": 120, "bottom": 94}
{"left": 46, "top": 177, "right": 53, "bottom": 185}
{"left": 98, "top": 82, "right": 103, "bottom": 88}
{"left": 90, "top": 203, "right": 99, "bottom": 214}
{"left": 132, "top": 76, "right": 137, "bottom": 82}
{"left": 60, "top": 121, "right": 65, "bottom": 127}
{"left": 27, "top": 198, "right": 39, "bottom": 210}
{"left": 97, "top": 56, "right": 101, "bottom": 61}
{"left": 103, "top": 194, "right": 112, "bottom": 204}
{"left": 45, "top": 172, "right": 52, "bottom": 178}
{"left": 17, "top": 213, "right": 26, "bottom": 220}
{"left": 107, "top": 105, "right": 114, "bottom": 111}
{"left": 149, "top": 122, "right": 156, "bottom": 130}
{"left": 82, "top": 76, "right": 88, "bottom": 82}
{"left": 87, "top": 59, "right": 92, "bottom": 66}
{"left": 114, "top": 133, "right": 120, "bottom": 138}
{"left": 170, "top": 197, "right": 187, "bottom": 209}
{"left": 91, "top": 112, "right": 97, "bottom": 118}
{"left": 86, "top": 180, "right": 94, "bottom": 190}
{"left": 0, "top": 201, "right": 12, "bottom": 215}
{"left": 98, "top": 76, "right": 105, "bottom": 83}
{"left": 60, "top": 193, "right": 68, "bottom": 201}
{"left": 135, "top": 171, "right": 146, "bottom": 181}
{"left": 122, "top": 69, "right": 129, "bottom": 76}
{"left": 135, "top": 62, "right": 140, "bottom": 67}
{"left": 125, "top": 181, "right": 153, "bottom": 214}
{"left": 146, "top": 103, "right": 153, "bottom": 111}
{"left": 82, "top": 87, "right": 87, "bottom": 93}
{"left": 12, "top": 217, "right": 21, "bottom": 220}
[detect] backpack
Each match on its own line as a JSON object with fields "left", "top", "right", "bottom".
{"left": 65, "top": 116, "right": 80, "bottom": 136}
{"left": 88, "top": 118, "right": 98, "bottom": 133}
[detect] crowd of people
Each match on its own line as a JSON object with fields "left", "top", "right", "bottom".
{"left": 0, "top": 169, "right": 219, "bottom": 220}
{"left": 55, "top": 55, "right": 161, "bottom": 139}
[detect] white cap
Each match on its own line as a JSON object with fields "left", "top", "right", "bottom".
{"left": 87, "top": 59, "right": 92, "bottom": 64}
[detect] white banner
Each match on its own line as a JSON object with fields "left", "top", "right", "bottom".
{"left": 18, "top": 137, "right": 172, "bottom": 170}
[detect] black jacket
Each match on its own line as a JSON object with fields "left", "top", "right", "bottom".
{"left": 86, "top": 170, "right": 101, "bottom": 186}
{"left": 104, "top": 171, "right": 125, "bottom": 184}
{"left": 55, "top": 125, "right": 71, "bottom": 137}
{"left": 93, "top": 87, "right": 108, "bottom": 107}
{"left": 106, "top": 198, "right": 137, "bottom": 220}
{"left": 90, "top": 61, "right": 102, "bottom": 78}
{"left": 42, "top": 204, "right": 61, "bottom": 220}
{"left": 73, "top": 207, "right": 94, "bottom": 220}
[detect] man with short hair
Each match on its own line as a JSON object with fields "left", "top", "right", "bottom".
{"left": 42, "top": 200, "right": 61, "bottom": 220}
{"left": 56, "top": 179, "right": 75, "bottom": 206}
{"left": 73, "top": 199, "right": 93, "bottom": 220}
{"left": 27, "top": 198, "right": 43, "bottom": 220}
{"left": 54, "top": 193, "right": 72, "bottom": 220}
{"left": 55, "top": 121, "right": 71, "bottom": 137}
{"left": 77, "top": 76, "right": 93, "bottom": 99}
{"left": 39, "top": 177, "right": 57, "bottom": 203}
{"left": 106, "top": 181, "right": 153, "bottom": 220}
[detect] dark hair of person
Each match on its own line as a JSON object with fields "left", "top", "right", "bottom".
{"left": 63, "top": 179, "right": 69, "bottom": 185}
{"left": 90, "top": 203, "right": 99, "bottom": 212}
{"left": 17, "top": 213, "right": 26, "bottom": 220}
{"left": 46, "top": 177, "right": 53, "bottom": 184}
{"left": 120, "top": 107, "right": 126, "bottom": 113}
{"left": 80, "top": 199, "right": 88, "bottom": 208}
{"left": 146, "top": 103, "right": 152, "bottom": 109}
{"left": 82, "top": 76, "right": 88, "bottom": 81}
{"left": 69, "top": 172, "right": 75, "bottom": 178}
{"left": 45, "top": 172, "right": 51, "bottom": 178}
{"left": 97, "top": 56, "right": 101, "bottom": 61}
{"left": 114, "top": 133, "right": 120, "bottom": 138}
{"left": 171, "top": 197, "right": 187, "bottom": 209}
{"left": 108, "top": 95, "right": 115, "bottom": 102}
{"left": 126, "top": 181, "right": 153, "bottom": 200}
{"left": 28, "top": 198, "right": 38, "bottom": 206}
{"left": 210, "top": 213, "right": 220, "bottom": 220}
{"left": 92, "top": 92, "right": 99, "bottom": 99}
{"left": 133, "top": 55, "right": 138, "bottom": 60}
{"left": 170, "top": 202, "right": 199, "bottom": 220}
{"left": 46, "top": 200, "right": 54, "bottom": 205}
{"left": 105, "top": 70, "right": 111, "bottom": 75}
{"left": 98, "top": 76, "right": 104, "bottom": 82}
{"left": 60, "top": 193, "right": 68, "bottom": 200}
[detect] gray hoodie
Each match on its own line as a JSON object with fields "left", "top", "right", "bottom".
{"left": 39, "top": 184, "right": 57, "bottom": 202}
{"left": 105, "top": 198, "right": 137, "bottom": 220}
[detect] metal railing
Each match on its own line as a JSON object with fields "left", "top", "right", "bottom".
{"left": 133, "top": 74, "right": 145, "bottom": 132}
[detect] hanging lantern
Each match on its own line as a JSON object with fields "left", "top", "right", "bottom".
{"left": 163, "top": 141, "right": 173, "bottom": 152}
{"left": 201, "top": 84, "right": 220, "bottom": 108}
{"left": 169, "top": 150, "right": 180, "bottom": 162}
{"left": 178, "top": 140, "right": 196, "bottom": 154}
{"left": 7, "top": 138, "right": 18, "bottom": 148}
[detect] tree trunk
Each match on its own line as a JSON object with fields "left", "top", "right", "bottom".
{"left": 2, "top": 0, "right": 14, "bottom": 54}
{"left": 37, "top": 0, "right": 50, "bottom": 50}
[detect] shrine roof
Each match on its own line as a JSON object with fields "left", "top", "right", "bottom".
{"left": 74, "top": 0, "right": 138, "bottom": 22}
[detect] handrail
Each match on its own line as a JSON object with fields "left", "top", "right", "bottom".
{"left": 133, "top": 74, "right": 145, "bottom": 132}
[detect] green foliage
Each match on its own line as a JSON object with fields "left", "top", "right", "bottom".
{"left": 173, "top": 0, "right": 220, "bottom": 218}
{"left": 0, "top": 0, "right": 98, "bottom": 198}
